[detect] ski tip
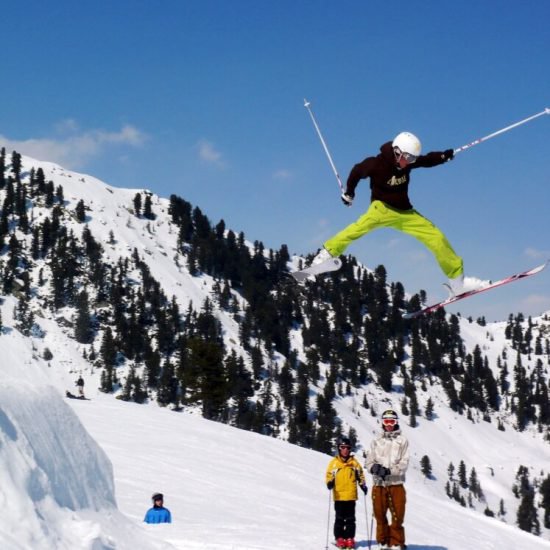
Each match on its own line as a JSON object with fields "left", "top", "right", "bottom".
{"left": 530, "top": 259, "right": 549, "bottom": 275}
{"left": 402, "top": 310, "right": 423, "bottom": 320}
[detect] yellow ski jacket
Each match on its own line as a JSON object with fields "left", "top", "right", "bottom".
{"left": 325, "top": 454, "right": 366, "bottom": 501}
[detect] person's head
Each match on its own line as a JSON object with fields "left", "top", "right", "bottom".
{"left": 151, "top": 492, "right": 164, "bottom": 507}
{"left": 337, "top": 437, "right": 352, "bottom": 458}
{"left": 381, "top": 409, "right": 399, "bottom": 432}
{"left": 392, "top": 132, "right": 421, "bottom": 168}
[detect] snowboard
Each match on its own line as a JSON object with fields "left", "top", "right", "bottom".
{"left": 403, "top": 260, "right": 548, "bottom": 319}
{"left": 290, "top": 257, "right": 342, "bottom": 283}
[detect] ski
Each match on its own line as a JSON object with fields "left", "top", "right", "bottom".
{"left": 403, "top": 260, "right": 548, "bottom": 319}
{"left": 290, "top": 257, "right": 342, "bottom": 283}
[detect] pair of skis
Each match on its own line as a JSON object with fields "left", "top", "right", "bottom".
{"left": 290, "top": 258, "right": 548, "bottom": 319}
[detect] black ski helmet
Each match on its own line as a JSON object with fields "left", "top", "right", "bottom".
{"left": 337, "top": 436, "right": 352, "bottom": 448}
{"left": 151, "top": 492, "right": 164, "bottom": 501}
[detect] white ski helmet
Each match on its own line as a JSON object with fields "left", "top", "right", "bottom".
{"left": 392, "top": 132, "right": 422, "bottom": 158}
{"left": 381, "top": 409, "right": 398, "bottom": 421}
{"left": 381, "top": 409, "right": 399, "bottom": 430}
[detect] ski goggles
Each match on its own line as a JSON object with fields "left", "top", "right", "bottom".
{"left": 382, "top": 418, "right": 397, "bottom": 426}
{"left": 338, "top": 444, "right": 351, "bottom": 450}
{"left": 393, "top": 147, "right": 417, "bottom": 164}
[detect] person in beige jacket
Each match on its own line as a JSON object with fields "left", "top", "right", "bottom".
{"left": 365, "top": 410, "right": 409, "bottom": 550}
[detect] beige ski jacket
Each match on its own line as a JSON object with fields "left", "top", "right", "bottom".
{"left": 365, "top": 429, "right": 409, "bottom": 486}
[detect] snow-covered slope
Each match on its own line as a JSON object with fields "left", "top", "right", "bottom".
{"left": 68, "top": 392, "right": 550, "bottom": 550}
{"left": 1, "top": 153, "right": 550, "bottom": 548}
{"left": 0, "top": 315, "right": 172, "bottom": 550}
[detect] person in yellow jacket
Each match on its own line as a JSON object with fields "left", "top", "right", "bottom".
{"left": 325, "top": 437, "right": 368, "bottom": 549}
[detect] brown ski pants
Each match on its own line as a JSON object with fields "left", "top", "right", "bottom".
{"left": 372, "top": 484, "right": 406, "bottom": 547}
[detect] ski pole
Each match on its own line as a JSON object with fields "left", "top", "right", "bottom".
{"left": 370, "top": 514, "right": 374, "bottom": 550}
{"left": 325, "top": 489, "right": 332, "bottom": 550}
{"left": 454, "top": 107, "right": 550, "bottom": 154}
{"left": 363, "top": 491, "right": 371, "bottom": 550}
{"left": 303, "top": 98, "right": 345, "bottom": 193}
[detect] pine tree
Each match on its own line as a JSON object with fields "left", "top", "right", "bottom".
{"left": 458, "top": 460, "right": 468, "bottom": 489}
{"left": 75, "top": 199, "right": 86, "bottom": 222}
{"left": 121, "top": 367, "right": 148, "bottom": 403}
{"left": 468, "top": 467, "right": 484, "bottom": 500}
{"left": 14, "top": 273, "right": 34, "bottom": 336}
{"left": 74, "top": 290, "right": 93, "bottom": 344}
{"left": 425, "top": 397, "right": 434, "bottom": 420}
{"left": 56, "top": 185, "right": 64, "bottom": 204}
{"left": 448, "top": 462, "right": 455, "bottom": 481}
{"left": 144, "top": 346, "right": 161, "bottom": 388}
{"left": 10, "top": 151, "right": 22, "bottom": 182}
{"left": 131, "top": 372, "right": 148, "bottom": 403}
{"left": 540, "top": 475, "right": 550, "bottom": 528}
{"left": 293, "top": 364, "right": 313, "bottom": 447}
{"left": 225, "top": 351, "right": 253, "bottom": 428}
{"left": 517, "top": 488, "right": 540, "bottom": 534}
{"left": 133, "top": 193, "right": 142, "bottom": 216}
{"left": 278, "top": 360, "right": 294, "bottom": 411}
{"left": 177, "top": 337, "right": 226, "bottom": 417}
{"left": 420, "top": 455, "right": 433, "bottom": 478}
{"left": 314, "top": 381, "right": 337, "bottom": 453}
{"left": 99, "top": 327, "right": 117, "bottom": 392}
{"left": 143, "top": 194, "right": 154, "bottom": 219}
{"left": 0, "top": 147, "right": 5, "bottom": 190}
{"left": 157, "top": 359, "right": 178, "bottom": 406}
{"left": 45, "top": 180, "right": 55, "bottom": 206}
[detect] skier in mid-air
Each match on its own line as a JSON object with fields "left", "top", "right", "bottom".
{"left": 310, "top": 131, "right": 489, "bottom": 296}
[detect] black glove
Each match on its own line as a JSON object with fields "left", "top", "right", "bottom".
{"left": 360, "top": 484, "right": 368, "bottom": 495}
{"left": 327, "top": 480, "right": 334, "bottom": 490}
{"left": 341, "top": 191, "right": 354, "bottom": 207}
{"left": 370, "top": 464, "right": 391, "bottom": 479}
{"left": 442, "top": 149, "right": 454, "bottom": 162}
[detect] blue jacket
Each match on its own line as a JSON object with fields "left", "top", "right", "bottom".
{"left": 144, "top": 506, "right": 172, "bottom": 524}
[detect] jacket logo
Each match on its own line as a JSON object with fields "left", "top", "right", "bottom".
{"left": 386, "top": 175, "right": 407, "bottom": 187}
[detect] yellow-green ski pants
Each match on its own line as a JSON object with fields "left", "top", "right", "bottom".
{"left": 324, "top": 200, "right": 463, "bottom": 279}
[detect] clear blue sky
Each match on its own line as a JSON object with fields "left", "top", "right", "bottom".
{"left": 2, "top": 0, "right": 549, "bottom": 321}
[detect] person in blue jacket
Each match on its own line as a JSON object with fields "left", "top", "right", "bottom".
{"left": 144, "top": 492, "right": 172, "bottom": 524}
